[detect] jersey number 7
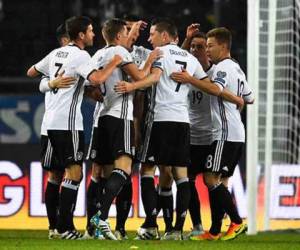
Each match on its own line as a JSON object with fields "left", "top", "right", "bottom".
{"left": 175, "top": 60, "right": 187, "bottom": 92}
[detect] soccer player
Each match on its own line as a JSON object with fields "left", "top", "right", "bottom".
{"left": 115, "top": 18, "right": 209, "bottom": 240}
{"left": 171, "top": 27, "right": 254, "bottom": 241}
{"left": 77, "top": 18, "right": 160, "bottom": 240}
{"left": 27, "top": 16, "right": 122, "bottom": 239}
{"left": 181, "top": 24, "right": 216, "bottom": 237}
{"left": 117, "top": 19, "right": 245, "bottom": 240}
{"left": 34, "top": 23, "right": 73, "bottom": 240}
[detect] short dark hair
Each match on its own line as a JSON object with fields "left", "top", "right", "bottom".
{"left": 56, "top": 23, "right": 69, "bottom": 42}
{"left": 122, "top": 14, "right": 140, "bottom": 22}
{"left": 151, "top": 18, "right": 178, "bottom": 38}
{"left": 102, "top": 18, "right": 127, "bottom": 43}
{"left": 207, "top": 27, "right": 232, "bottom": 50}
{"left": 191, "top": 31, "right": 207, "bottom": 41}
{"left": 65, "top": 16, "right": 93, "bottom": 41}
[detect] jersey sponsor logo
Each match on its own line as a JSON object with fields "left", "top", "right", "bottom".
{"left": 216, "top": 71, "right": 227, "bottom": 78}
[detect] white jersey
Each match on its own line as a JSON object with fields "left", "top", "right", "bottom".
{"left": 210, "top": 58, "right": 254, "bottom": 142}
{"left": 131, "top": 45, "right": 151, "bottom": 68}
{"left": 35, "top": 44, "right": 91, "bottom": 131}
{"left": 39, "top": 76, "right": 50, "bottom": 135}
{"left": 189, "top": 64, "right": 215, "bottom": 145}
{"left": 152, "top": 43, "right": 207, "bottom": 123}
{"left": 77, "top": 45, "right": 134, "bottom": 120}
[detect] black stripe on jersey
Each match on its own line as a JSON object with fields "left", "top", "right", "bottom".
{"left": 121, "top": 93, "right": 129, "bottom": 119}
{"left": 139, "top": 85, "right": 157, "bottom": 162}
{"left": 68, "top": 76, "right": 85, "bottom": 130}
{"left": 121, "top": 62, "right": 134, "bottom": 67}
{"left": 243, "top": 91, "right": 252, "bottom": 97}
{"left": 86, "top": 69, "right": 97, "bottom": 80}
{"left": 200, "top": 76, "right": 208, "bottom": 80}
{"left": 205, "top": 62, "right": 213, "bottom": 72}
{"left": 34, "top": 66, "right": 47, "bottom": 76}
{"left": 120, "top": 69, "right": 129, "bottom": 119}
{"left": 214, "top": 80, "right": 225, "bottom": 88}
{"left": 152, "top": 65, "right": 163, "bottom": 71}
{"left": 217, "top": 97, "right": 228, "bottom": 140}
{"left": 68, "top": 44, "right": 82, "bottom": 50}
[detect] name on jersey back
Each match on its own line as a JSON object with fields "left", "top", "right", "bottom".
{"left": 169, "top": 49, "right": 187, "bottom": 57}
{"left": 55, "top": 51, "right": 69, "bottom": 58}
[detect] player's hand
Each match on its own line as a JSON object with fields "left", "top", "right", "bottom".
{"left": 49, "top": 71, "right": 76, "bottom": 89}
{"left": 170, "top": 68, "right": 192, "bottom": 84}
{"left": 114, "top": 81, "right": 135, "bottom": 93}
{"left": 127, "top": 20, "right": 148, "bottom": 47}
{"left": 112, "top": 55, "right": 123, "bottom": 66}
{"left": 186, "top": 23, "right": 200, "bottom": 39}
{"left": 148, "top": 49, "right": 163, "bottom": 64}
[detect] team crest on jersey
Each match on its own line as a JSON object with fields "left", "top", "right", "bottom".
{"left": 216, "top": 71, "right": 227, "bottom": 78}
{"left": 76, "top": 151, "right": 83, "bottom": 160}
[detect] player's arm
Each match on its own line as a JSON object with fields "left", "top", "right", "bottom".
{"left": 27, "top": 66, "right": 41, "bottom": 78}
{"left": 242, "top": 81, "right": 255, "bottom": 104}
{"left": 39, "top": 72, "right": 76, "bottom": 93}
{"left": 115, "top": 67, "right": 162, "bottom": 93}
{"left": 84, "top": 86, "right": 103, "bottom": 102}
{"left": 122, "top": 49, "right": 162, "bottom": 81}
{"left": 126, "top": 20, "right": 147, "bottom": 50}
{"left": 171, "top": 69, "right": 221, "bottom": 95}
{"left": 87, "top": 55, "right": 122, "bottom": 85}
{"left": 170, "top": 69, "right": 244, "bottom": 107}
{"left": 181, "top": 23, "right": 200, "bottom": 51}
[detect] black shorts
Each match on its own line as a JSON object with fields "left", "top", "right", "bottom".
{"left": 205, "top": 140, "right": 243, "bottom": 177}
{"left": 47, "top": 130, "right": 85, "bottom": 169}
{"left": 95, "top": 115, "right": 134, "bottom": 165}
{"left": 86, "top": 126, "right": 98, "bottom": 161}
{"left": 188, "top": 144, "right": 210, "bottom": 177}
{"left": 40, "top": 135, "right": 62, "bottom": 171}
{"left": 140, "top": 121, "right": 190, "bottom": 166}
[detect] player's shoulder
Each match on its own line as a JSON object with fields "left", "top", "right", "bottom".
{"left": 113, "top": 45, "right": 130, "bottom": 54}
{"left": 132, "top": 45, "right": 151, "bottom": 54}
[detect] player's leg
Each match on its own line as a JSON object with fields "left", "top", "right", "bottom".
{"left": 41, "top": 135, "right": 63, "bottom": 238}
{"left": 115, "top": 170, "right": 132, "bottom": 240}
{"left": 49, "top": 130, "right": 84, "bottom": 239}
{"left": 219, "top": 142, "right": 247, "bottom": 241}
{"left": 91, "top": 117, "right": 134, "bottom": 240}
{"left": 158, "top": 166, "right": 174, "bottom": 234}
{"left": 85, "top": 162, "right": 105, "bottom": 239}
{"left": 135, "top": 163, "right": 160, "bottom": 240}
{"left": 172, "top": 166, "right": 190, "bottom": 239}
{"left": 187, "top": 145, "right": 209, "bottom": 237}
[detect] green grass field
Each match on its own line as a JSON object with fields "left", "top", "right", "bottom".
{"left": 0, "top": 230, "right": 300, "bottom": 250}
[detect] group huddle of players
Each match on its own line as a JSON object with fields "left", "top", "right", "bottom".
{"left": 27, "top": 15, "right": 254, "bottom": 241}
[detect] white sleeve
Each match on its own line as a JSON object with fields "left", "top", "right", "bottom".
{"left": 193, "top": 59, "right": 208, "bottom": 80}
{"left": 117, "top": 46, "right": 134, "bottom": 67}
{"left": 39, "top": 76, "right": 51, "bottom": 93}
{"left": 211, "top": 64, "right": 229, "bottom": 90}
{"left": 35, "top": 52, "right": 52, "bottom": 76}
{"left": 242, "top": 80, "right": 255, "bottom": 103}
